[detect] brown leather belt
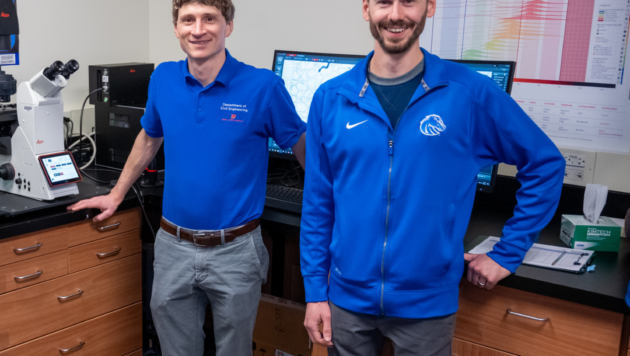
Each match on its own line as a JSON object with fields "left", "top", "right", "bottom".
{"left": 160, "top": 217, "right": 260, "bottom": 247}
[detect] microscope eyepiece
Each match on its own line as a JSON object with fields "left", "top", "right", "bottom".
{"left": 61, "top": 60, "right": 79, "bottom": 79}
{"left": 43, "top": 61, "right": 64, "bottom": 81}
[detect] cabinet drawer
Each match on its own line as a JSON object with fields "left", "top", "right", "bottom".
{"left": 0, "top": 250, "right": 68, "bottom": 295}
{"left": 67, "top": 208, "right": 141, "bottom": 247}
{"left": 124, "top": 350, "right": 143, "bottom": 356}
{"left": 452, "top": 338, "right": 516, "bottom": 356}
{"left": 0, "top": 302, "right": 142, "bottom": 356}
{"left": 0, "top": 254, "right": 141, "bottom": 350}
{"left": 0, "top": 227, "right": 68, "bottom": 268}
{"left": 68, "top": 229, "right": 141, "bottom": 273}
{"left": 455, "top": 282, "right": 623, "bottom": 356}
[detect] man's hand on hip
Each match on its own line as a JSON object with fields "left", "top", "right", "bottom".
{"left": 464, "top": 253, "right": 511, "bottom": 290}
{"left": 67, "top": 192, "right": 123, "bottom": 222}
{"left": 304, "top": 301, "right": 333, "bottom": 347}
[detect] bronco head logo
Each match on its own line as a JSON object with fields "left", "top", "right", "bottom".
{"left": 420, "top": 114, "right": 446, "bottom": 136}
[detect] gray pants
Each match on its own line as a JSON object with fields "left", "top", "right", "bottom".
{"left": 150, "top": 225, "right": 269, "bottom": 356}
{"left": 329, "top": 302, "right": 455, "bottom": 356}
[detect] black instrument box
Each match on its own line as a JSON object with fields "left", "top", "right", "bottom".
{"left": 88, "top": 63, "right": 164, "bottom": 171}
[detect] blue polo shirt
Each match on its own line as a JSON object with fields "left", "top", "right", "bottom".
{"left": 141, "top": 49, "right": 306, "bottom": 230}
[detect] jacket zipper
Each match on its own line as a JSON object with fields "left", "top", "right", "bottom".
{"left": 376, "top": 78, "right": 442, "bottom": 316}
{"left": 380, "top": 107, "right": 408, "bottom": 316}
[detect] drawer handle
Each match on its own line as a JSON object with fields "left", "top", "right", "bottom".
{"left": 58, "top": 289, "right": 84, "bottom": 302}
{"left": 96, "top": 247, "right": 121, "bottom": 258}
{"left": 13, "top": 243, "right": 42, "bottom": 254}
{"left": 59, "top": 341, "right": 85, "bottom": 354}
{"left": 97, "top": 222, "right": 121, "bottom": 232}
{"left": 506, "top": 308, "right": 549, "bottom": 322}
{"left": 14, "top": 270, "right": 43, "bottom": 282}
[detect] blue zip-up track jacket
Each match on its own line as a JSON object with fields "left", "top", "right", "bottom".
{"left": 300, "top": 49, "right": 566, "bottom": 318}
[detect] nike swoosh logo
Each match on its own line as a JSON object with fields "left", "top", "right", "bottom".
{"left": 346, "top": 120, "right": 368, "bottom": 129}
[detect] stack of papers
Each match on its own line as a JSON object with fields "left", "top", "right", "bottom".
{"left": 469, "top": 236, "right": 595, "bottom": 273}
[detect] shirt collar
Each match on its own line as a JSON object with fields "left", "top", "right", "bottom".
{"left": 180, "top": 49, "right": 239, "bottom": 87}
{"left": 342, "top": 47, "right": 448, "bottom": 95}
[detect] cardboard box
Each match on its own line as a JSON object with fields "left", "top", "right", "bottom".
{"left": 560, "top": 215, "right": 621, "bottom": 252}
{"left": 253, "top": 294, "right": 312, "bottom": 356}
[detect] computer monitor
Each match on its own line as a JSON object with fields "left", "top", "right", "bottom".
{"left": 269, "top": 51, "right": 364, "bottom": 158}
{"left": 448, "top": 60, "right": 516, "bottom": 193}
{"left": 270, "top": 50, "right": 516, "bottom": 193}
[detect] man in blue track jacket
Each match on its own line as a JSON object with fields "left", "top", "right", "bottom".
{"left": 300, "top": 0, "right": 566, "bottom": 355}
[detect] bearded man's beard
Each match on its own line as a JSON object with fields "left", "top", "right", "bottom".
{"left": 369, "top": 11, "right": 427, "bottom": 55}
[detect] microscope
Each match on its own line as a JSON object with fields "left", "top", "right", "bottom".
{"left": 0, "top": 60, "right": 83, "bottom": 200}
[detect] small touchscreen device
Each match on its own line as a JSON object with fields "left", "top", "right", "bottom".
{"left": 38, "top": 152, "right": 82, "bottom": 187}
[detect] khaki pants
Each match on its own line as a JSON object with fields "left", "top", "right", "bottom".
{"left": 150, "top": 225, "right": 268, "bottom": 356}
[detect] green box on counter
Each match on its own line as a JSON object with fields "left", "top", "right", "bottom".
{"left": 560, "top": 215, "right": 621, "bottom": 252}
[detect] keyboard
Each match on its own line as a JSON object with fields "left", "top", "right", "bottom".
{"left": 265, "top": 184, "right": 303, "bottom": 213}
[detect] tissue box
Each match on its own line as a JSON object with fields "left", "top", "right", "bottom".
{"left": 560, "top": 215, "right": 621, "bottom": 252}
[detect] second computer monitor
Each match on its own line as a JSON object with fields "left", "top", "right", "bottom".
{"left": 269, "top": 51, "right": 364, "bottom": 158}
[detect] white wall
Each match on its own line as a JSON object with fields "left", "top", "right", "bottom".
{"left": 9, "top": 0, "right": 150, "bottom": 114}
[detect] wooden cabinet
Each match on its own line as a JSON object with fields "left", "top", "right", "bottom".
{"left": 452, "top": 338, "right": 516, "bottom": 356}
{"left": 0, "top": 254, "right": 141, "bottom": 349}
{"left": 0, "top": 302, "right": 142, "bottom": 356}
{"left": 68, "top": 229, "right": 142, "bottom": 273}
{"left": 456, "top": 281, "right": 624, "bottom": 356}
{"left": 312, "top": 344, "right": 328, "bottom": 356}
{"left": 0, "top": 227, "right": 68, "bottom": 267}
{"left": 312, "top": 280, "right": 626, "bottom": 356}
{"left": 0, "top": 208, "right": 143, "bottom": 355}
{"left": 0, "top": 250, "right": 67, "bottom": 294}
{"left": 67, "top": 208, "right": 141, "bottom": 247}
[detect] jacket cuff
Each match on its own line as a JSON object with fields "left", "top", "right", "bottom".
{"left": 486, "top": 246, "right": 527, "bottom": 274}
{"left": 303, "top": 274, "right": 329, "bottom": 303}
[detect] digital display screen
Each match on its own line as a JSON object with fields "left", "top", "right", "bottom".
{"left": 453, "top": 62, "right": 513, "bottom": 93}
{"left": 269, "top": 51, "right": 364, "bottom": 156}
{"left": 477, "top": 165, "right": 497, "bottom": 191}
{"left": 39, "top": 152, "right": 82, "bottom": 186}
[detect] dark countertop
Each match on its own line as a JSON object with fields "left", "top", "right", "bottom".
{"left": 465, "top": 203, "right": 630, "bottom": 314}
{"left": 1, "top": 176, "right": 629, "bottom": 314}
{"left": 0, "top": 177, "right": 145, "bottom": 239}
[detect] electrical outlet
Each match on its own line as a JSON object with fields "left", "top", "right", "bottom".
{"left": 559, "top": 148, "right": 596, "bottom": 186}
{"left": 565, "top": 154, "right": 586, "bottom": 168}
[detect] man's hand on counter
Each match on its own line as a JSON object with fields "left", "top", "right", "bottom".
{"left": 67, "top": 192, "right": 124, "bottom": 222}
{"left": 464, "top": 253, "right": 511, "bottom": 290}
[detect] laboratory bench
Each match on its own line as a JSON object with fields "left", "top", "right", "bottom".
{"left": 0, "top": 175, "right": 629, "bottom": 356}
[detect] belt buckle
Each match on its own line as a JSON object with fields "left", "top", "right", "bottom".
{"left": 192, "top": 233, "right": 207, "bottom": 247}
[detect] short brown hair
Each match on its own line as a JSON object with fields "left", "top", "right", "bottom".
{"left": 172, "top": 0, "right": 235, "bottom": 25}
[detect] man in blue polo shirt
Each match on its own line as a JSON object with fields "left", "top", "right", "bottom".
{"left": 301, "top": 0, "right": 565, "bottom": 355}
{"left": 69, "top": 0, "right": 306, "bottom": 355}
